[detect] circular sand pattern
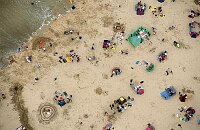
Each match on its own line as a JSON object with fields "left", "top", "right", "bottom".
{"left": 38, "top": 103, "right": 57, "bottom": 123}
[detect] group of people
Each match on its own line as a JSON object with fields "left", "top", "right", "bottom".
{"left": 26, "top": 55, "right": 33, "bottom": 63}
{"left": 158, "top": 51, "right": 168, "bottom": 62}
{"left": 188, "top": 9, "right": 200, "bottom": 18}
{"left": 54, "top": 91, "right": 72, "bottom": 107}
{"left": 188, "top": 9, "right": 200, "bottom": 38}
{"left": 109, "top": 96, "right": 134, "bottom": 113}
{"left": 149, "top": 6, "right": 165, "bottom": 17}
{"left": 165, "top": 86, "right": 176, "bottom": 96}
{"left": 130, "top": 79, "right": 145, "bottom": 95}
{"left": 58, "top": 50, "right": 80, "bottom": 63}
{"left": 110, "top": 67, "right": 122, "bottom": 77}
{"left": 179, "top": 92, "right": 188, "bottom": 102}
{"left": 178, "top": 106, "right": 196, "bottom": 122}
{"left": 136, "top": 1, "right": 146, "bottom": 15}
{"left": 103, "top": 40, "right": 117, "bottom": 50}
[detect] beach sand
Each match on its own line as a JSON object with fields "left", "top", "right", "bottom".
{"left": 0, "top": 0, "right": 200, "bottom": 130}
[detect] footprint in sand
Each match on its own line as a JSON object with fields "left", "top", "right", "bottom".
{"left": 193, "top": 76, "right": 200, "bottom": 82}
{"left": 150, "top": 102, "right": 156, "bottom": 107}
{"left": 63, "top": 109, "right": 70, "bottom": 120}
{"left": 102, "top": 74, "right": 108, "bottom": 79}
{"left": 40, "top": 92, "right": 45, "bottom": 100}
{"left": 95, "top": 87, "right": 108, "bottom": 96}
{"left": 95, "top": 87, "right": 103, "bottom": 95}
{"left": 83, "top": 114, "right": 89, "bottom": 118}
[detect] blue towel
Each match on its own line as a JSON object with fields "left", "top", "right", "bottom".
{"left": 160, "top": 91, "right": 170, "bottom": 100}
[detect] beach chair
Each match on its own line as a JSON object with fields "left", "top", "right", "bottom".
{"left": 160, "top": 86, "right": 176, "bottom": 100}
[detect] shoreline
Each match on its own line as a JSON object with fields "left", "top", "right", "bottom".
{"left": 0, "top": 0, "right": 76, "bottom": 69}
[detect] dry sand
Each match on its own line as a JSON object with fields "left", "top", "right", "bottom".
{"left": 0, "top": 0, "right": 200, "bottom": 130}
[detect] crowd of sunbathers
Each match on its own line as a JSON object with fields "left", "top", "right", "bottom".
{"left": 136, "top": 1, "right": 146, "bottom": 13}
{"left": 178, "top": 106, "right": 196, "bottom": 122}
{"left": 158, "top": 51, "right": 168, "bottom": 62}
{"left": 109, "top": 96, "right": 134, "bottom": 113}
{"left": 58, "top": 50, "right": 80, "bottom": 63}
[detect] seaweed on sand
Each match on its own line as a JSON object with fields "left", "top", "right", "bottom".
{"left": 10, "top": 83, "right": 33, "bottom": 130}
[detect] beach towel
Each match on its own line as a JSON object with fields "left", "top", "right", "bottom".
{"left": 149, "top": 6, "right": 156, "bottom": 12}
{"left": 137, "top": 9, "right": 144, "bottom": 15}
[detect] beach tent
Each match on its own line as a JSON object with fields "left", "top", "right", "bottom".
{"left": 128, "top": 26, "right": 150, "bottom": 47}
